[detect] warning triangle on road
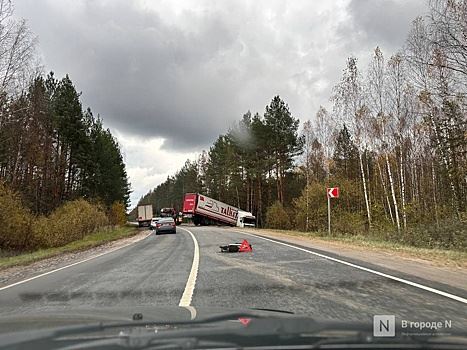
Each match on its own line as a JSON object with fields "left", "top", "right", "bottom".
{"left": 238, "top": 239, "right": 252, "bottom": 252}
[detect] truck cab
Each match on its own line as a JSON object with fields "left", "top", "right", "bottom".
{"left": 237, "top": 210, "right": 256, "bottom": 228}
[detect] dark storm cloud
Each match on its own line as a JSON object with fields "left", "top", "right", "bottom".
{"left": 15, "top": 0, "right": 428, "bottom": 153}
{"left": 16, "top": 0, "right": 250, "bottom": 151}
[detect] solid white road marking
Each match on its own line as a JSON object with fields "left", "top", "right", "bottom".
{"left": 0, "top": 232, "right": 152, "bottom": 292}
{"left": 178, "top": 227, "right": 200, "bottom": 307}
{"left": 233, "top": 230, "right": 467, "bottom": 305}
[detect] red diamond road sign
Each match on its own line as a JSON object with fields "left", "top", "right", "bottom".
{"left": 327, "top": 187, "right": 339, "bottom": 198}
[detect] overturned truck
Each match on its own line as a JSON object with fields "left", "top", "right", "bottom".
{"left": 182, "top": 193, "right": 256, "bottom": 228}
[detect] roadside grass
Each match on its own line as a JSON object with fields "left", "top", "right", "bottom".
{"left": 0, "top": 225, "right": 138, "bottom": 270}
{"left": 252, "top": 228, "right": 467, "bottom": 268}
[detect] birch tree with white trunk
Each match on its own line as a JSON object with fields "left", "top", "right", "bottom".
{"left": 367, "top": 47, "right": 401, "bottom": 232}
{"left": 332, "top": 57, "right": 372, "bottom": 229}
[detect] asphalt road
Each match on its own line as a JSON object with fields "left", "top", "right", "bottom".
{"left": 0, "top": 226, "right": 466, "bottom": 328}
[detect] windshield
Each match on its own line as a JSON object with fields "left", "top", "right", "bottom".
{"left": 0, "top": 0, "right": 466, "bottom": 348}
{"left": 242, "top": 217, "right": 256, "bottom": 226}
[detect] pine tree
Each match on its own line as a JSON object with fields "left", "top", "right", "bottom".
{"left": 332, "top": 125, "right": 359, "bottom": 180}
{"left": 263, "top": 96, "right": 303, "bottom": 203}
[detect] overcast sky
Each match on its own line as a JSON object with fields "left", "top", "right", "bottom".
{"left": 15, "top": 0, "right": 426, "bottom": 207}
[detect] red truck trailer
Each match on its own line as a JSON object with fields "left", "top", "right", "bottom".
{"left": 182, "top": 193, "right": 255, "bottom": 227}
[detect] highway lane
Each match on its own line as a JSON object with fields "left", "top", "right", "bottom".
{"left": 0, "top": 231, "right": 193, "bottom": 315}
{"left": 0, "top": 225, "right": 466, "bottom": 330}
{"left": 191, "top": 226, "right": 467, "bottom": 326}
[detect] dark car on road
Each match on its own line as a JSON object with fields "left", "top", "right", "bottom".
{"left": 154, "top": 217, "right": 176, "bottom": 234}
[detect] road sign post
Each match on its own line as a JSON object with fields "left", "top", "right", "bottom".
{"left": 326, "top": 187, "right": 339, "bottom": 235}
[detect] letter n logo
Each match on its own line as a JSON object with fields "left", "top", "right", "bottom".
{"left": 373, "top": 315, "right": 395, "bottom": 337}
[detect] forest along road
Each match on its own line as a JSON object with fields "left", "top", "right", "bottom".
{"left": 0, "top": 226, "right": 466, "bottom": 329}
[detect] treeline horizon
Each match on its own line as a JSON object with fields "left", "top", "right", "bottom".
{"left": 135, "top": 0, "right": 465, "bottom": 249}
{"left": 0, "top": 0, "right": 130, "bottom": 216}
